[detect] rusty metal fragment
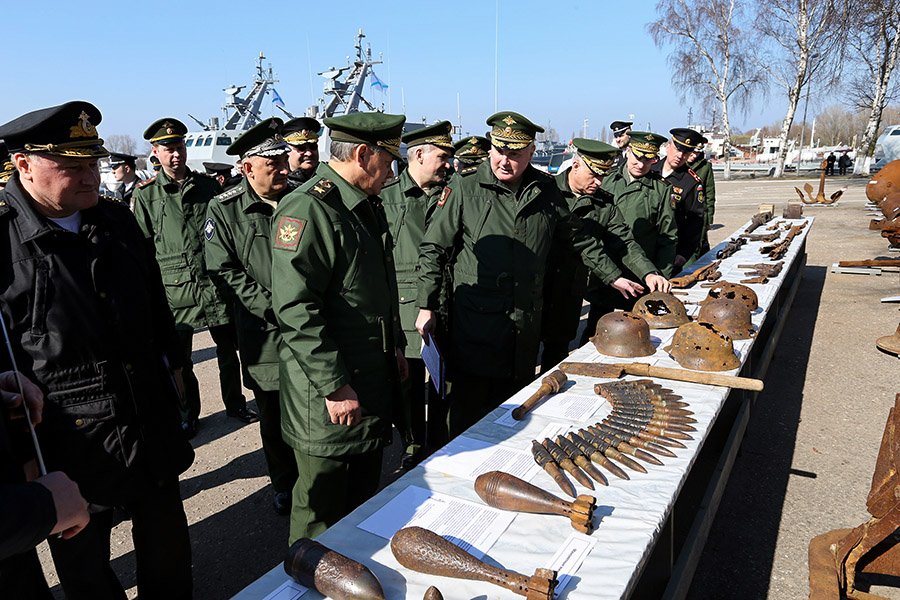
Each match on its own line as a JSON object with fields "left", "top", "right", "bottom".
{"left": 761, "top": 221, "right": 808, "bottom": 260}
{"left": 284, "top": 539, "right": 385, "bottom": 600}
{"left": 669, "top": 259, "right": 722, "bottom": 289}
{"left": 423, "top": 586, "right": 444, "bottom": 600}
{"left": 876, "top": 323, "right": 900, "bottom": 356}
{"left": 633, "top": 292, "right": 690, "bottom": 329}
{"left": 809, "top": 393, "right": 900, "bottom": 600}
{"left": 512, "top": 370, "right": 566, "bottom": 421}
{"left": 664, "top": 322, "right": 741, "bottom": 372}
{"left": 391, "top": 526, "right": 558, "bottom": 600}
{"left": 867, "top": 160, "right": 900, "bottom": 203}
{"left": 716, "top": 237, "right": 747, "bottom": 259}
{"left": 743, "top": 210, "right": 774, "bottom": 235}
{"left": 783, "top": 204, "right": 803, "bottom": 219}
{"left": 474, "top": 470, "right": 597, "bottom": 533}
{"left": 590, "top": 311, "right": 656, "bottom": 357}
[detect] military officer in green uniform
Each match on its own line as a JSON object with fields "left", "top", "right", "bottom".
{"left": 580, "top": 131, "right": 678, "bottom": 345}
{"left": 382, "top": 120, "right": 454, "bottom": 466}
{"left": 204, "top": 118, "right": 299, "bottom": 514}
{"left": 282, "top": 116, "right": 320, "bottom": 188}
{"left": 416, "top": 112, "right": 669, "bottom": 438}
{"left": 653, "top": 128, "right": 708, "bottom": 269}
{"left": 453, "top": 135, "right": 490, "bottom": 176}
{"left": 688, "top": 142, "right": 716, "bottom": 263}
{"left": 540, "top": 139, "right": 666, "bottom": 372}
{"left": 133, "top": 118, "right": 257, "bottom": 438}
{"left": 271, "top": 112, "right": 408, "bottom": 543}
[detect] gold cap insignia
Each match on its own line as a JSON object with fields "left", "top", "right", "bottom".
{"left": 505, "top": 127, "right": 512, "bottom": 135}
{"left": 686, "top": 137, "right": 692, "bottom": 144}
{"left": 69, "top": 111, "right": 97, "bottom": 139}
{"left": 503, "top": 115, "right": 516, "bottom": 126}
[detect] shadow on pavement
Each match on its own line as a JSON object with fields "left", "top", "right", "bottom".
{"left": 688, "top": 264, "right": 826, "bottom": 599}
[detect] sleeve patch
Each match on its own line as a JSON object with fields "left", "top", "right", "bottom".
{"left": 274, "top": 217, "right": 307, "bottom": 251}
{"left": 204, "top": 217, "right": 216, "bottom": 241}
{"left": 438, "top": 186, "right": 451, "bottom": 207}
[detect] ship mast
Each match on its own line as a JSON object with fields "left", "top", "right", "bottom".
{"left": 221, "top": 52, "right": 279, "bottom": 131}
{"left": 313, "top": 30, "right": 382, "bottom": 119}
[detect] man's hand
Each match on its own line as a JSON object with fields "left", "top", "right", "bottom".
{"left": 0, "top": 371, "right": 44, "bottom": 426}
{"left": 610, "top": 277, "right": 645, "bottom": 299}
{"left": 674, "top": 255, "right": 687, "bottom": 269}
{"left": 644, "top": 273, "right": 672, "bottom": 294}
{"left": 396, "top": 349, "right": 409, "bottom": 382}
{"left": 37, "top": 471, "right": 90, "bottom": 539}
{"left": 325, "top": 384, "right": 361, "bottom": 426}
{"left": 416, "top": 309, "right": 436, "bottom": 338}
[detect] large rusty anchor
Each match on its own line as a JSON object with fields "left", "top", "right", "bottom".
{"left": 795, "top": 159, "right": 845, "bottom": 204}
{"left": 809, "top": 393, "right": 900, "bottom": 599}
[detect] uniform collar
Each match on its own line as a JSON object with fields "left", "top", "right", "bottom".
{"left": 319, "top": 162, "right": 369, "bottom": 212}
{"left": 2, "top": 175, "right": 100, "bottom": 242}
{"left": 156, "top": 166, "right": 196, "bottom": 190}
{"left": 555, "top": 168, "right": 573, "bottom": 197}
{"left": 242, "top": 178, "right": 285, "bottom": 213}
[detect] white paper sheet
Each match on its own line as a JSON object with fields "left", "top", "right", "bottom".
{"left": 423, "top": 435, "right": 541, "bottom": 481}
{"left": 357, "top": 485, "right": 515, "bottom": 559}
{"left": 532, "top": 393, "right": 605, "bottom": 422}
{"left": 261, "top": 580, "right": 307, "bottom": 600}
{"left": 550, "top": 532, "right": 598, "bottom": 593}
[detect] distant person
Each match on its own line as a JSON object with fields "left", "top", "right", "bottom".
{"left": 452, "top": 136, "right": 490, "bottom": 176}
{"left": 688, "top": 145, "right": 716, "bottom": 262}
{"left": 205, "top": 118, "right": 299, "bottom": 515}
{"left": 202, "top": 161, "right": 238, "bottom": 189}
{"left": 653, "top": 128, "right": 707, "bottom": 269}
{"left": 282, "top": 116, "right": 321, "bottom": 188}
{"left": 826, "top": 151, "right": 836, "bottom": 176}
{"left": 132, "top": 117, "right": 256, "bottom": 439}
{"left": 839, "top": 152, "right": 852, "bottom": 175}
{"left": 149, "top": 154, "right": 161, "bottom": 173}
{"left": 382, "top": 121, "right": 455, "bottom": 466}
{"left": 581, "top": 131, "right": 677, "bottom": 344}
{"left": 610, "top": 120, "right": 633, "bottom": 168}
{"left": 100, "top": 152, "right": 139, "bottom": 208}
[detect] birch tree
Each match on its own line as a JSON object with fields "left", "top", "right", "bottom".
{"left": 756, "top": 0, "right": 844, "bottom": 177}
{"left": 649, "top": 0, "right": 764, "bottom": 179}
{"left": 845, "top": 0, "right": 900, "bottom": 174}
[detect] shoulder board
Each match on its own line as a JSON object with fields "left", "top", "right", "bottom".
{"left": 195, "top": 171, "right": 218, "bottom": 181}
{"left": 533, "top": 169, "right": 554, "bottom": 183}
{"left": 214, "top": 185, "right": 244, "bottom": 203}
{"left": 137, "top": 175, "right": 157, "bottom": 188}
{"left": 595, "top": 188, "right": 615, "bottom": 202}
{"left": 0, "top": 196, "right": 12, "bottom": 217}
{"left": 459, "top": 165, "right": 479, "bottom": 176}
{"left": 687, "top": 168, "right": 701, "bottom": 182}
{"left": 645, "top": 170, "right": 663, "bottom": 181}
{"left": 99, "top": 192, "right": 121, "bottom": 204}
{"left": 307, "top": 177, "right": 336, "bottom": 200}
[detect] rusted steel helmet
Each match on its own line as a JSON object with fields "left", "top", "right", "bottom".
{"left": 633, "top": 292, "right": 690, "bottom": 329}
{"left": 703, "top": 281, "right": 759, "bottom": 311}
{"left": 876, "top": 322, "right": 900, "bottom": 356}
{"left": 590, "top": 311, "right": 656, "bottom": 358}
{"left": 664, "top": 322, "right": 740, "bottom": 371}
{"left": 867, "top": 160, "right": 900, "bottom": 204}
{"left": 697, "top": 298, "right": 756, "bottom": 340}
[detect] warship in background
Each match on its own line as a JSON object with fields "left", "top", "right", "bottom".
{"left": 182, "top": 30, "right": 389, "bottom": 172}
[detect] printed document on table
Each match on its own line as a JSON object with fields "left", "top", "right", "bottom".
{"left": 357, "top": 485, "right": 515, "bottom": 560}
{"left": 262, "top": 580, "right": 308, "bottom": 600}
{"left": 422, "top": 435, "right": 541, "bottom": 481}
{"left": 495, "top": 386, "right": 605, "bottom": 426}
{"left": 549, "top": 532, "right": 598, "bottom": 593}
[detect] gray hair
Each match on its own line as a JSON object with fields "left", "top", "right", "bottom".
{"left": 330, "top": 140, "right": 382, "bottom": 162}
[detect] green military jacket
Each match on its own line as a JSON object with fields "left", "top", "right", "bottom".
{"left": 271, "top": 162, "right": 403, "bottom": 457}
{"left": 543, "top": 168, "right": 658, "bottom": 343}
{"left": 204, "top": 178, "right": 282, "bottom": 391}
{"left": 417, "top": 161, "right": 619, "bottom": 382}
{"left": 133, "top": 167, "right": 230, "bottom": 330}
{"left": 381, "top": 169, "right": 441, "bottom": 359}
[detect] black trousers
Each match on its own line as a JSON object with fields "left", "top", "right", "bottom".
{"left": 178, "top": 323, "right": 245, "bottom": 421}
{"left": 47, "top": 479, "right": 191, "bottom": 600}
{"left": 448, "top": 371, "right": 526, "bottom": 439}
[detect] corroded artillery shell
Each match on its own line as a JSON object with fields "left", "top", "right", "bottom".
{"left": 284, "top": 538, "right": 385, "bottom": 600}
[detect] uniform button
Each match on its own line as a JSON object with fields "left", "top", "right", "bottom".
{"left": 125, "top": 363, "right": 133, "bottom": 370}
{"left": 174, "top": 279, "right": 179, "bottom": 284}
{"left": 393, "top": 316, "right": 398, "bottom": 321}
{"left": 261, "top": 325, "right": 266, "bottom": 330}
{"left": 514, "top": 229, "right": 519, "bottom": 234}
{"left": 514, "top": 282, "right": 519, "bottom": 287}
{"left": 75, "top": 419, "right": 84, "bottom": 427}
{"left": 517, "top": 329, "right": 522, "bottom": 334}
{"left": 353, "top": 368, "right": 361, "bottom": 374}
{"left": 98, "top": 292, "right": 107, "bottom": 298}
{"left": 400, "top": 296, "right": 405, "bottom": 301}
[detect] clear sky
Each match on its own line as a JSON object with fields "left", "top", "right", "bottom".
{"left": 1, "top": 0, "right": 790, "bottom": 147}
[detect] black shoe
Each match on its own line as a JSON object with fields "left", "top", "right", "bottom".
{"left": 226, "top": 407, "right": 259, "bottom": 424}
{"left": 273, "top": 491, "right": 291, "bottom": 516}
{"left": 181, "top": 419, "right": 198, "bottom": 439}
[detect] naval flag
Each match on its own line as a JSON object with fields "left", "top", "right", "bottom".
{"left": 370, "top": 72, "right": 388, "bottom": 92}
{"left": 272, "top": 89, "right": 285, "bottom": 108}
